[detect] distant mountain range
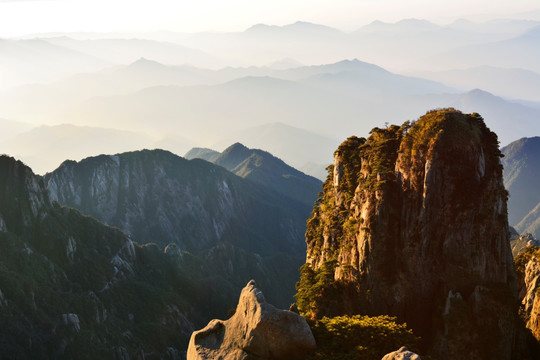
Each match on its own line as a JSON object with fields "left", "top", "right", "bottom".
{"left": 0, "top": 38, "right": 107, "bottom": 90}
{"left": 210, "top": 122, "right": 340, "bottom": 180}
{"left": 3, "top": 57, "right": 540, "bottom": 177}
{"left": 409, "top": 66, "right": 540, "bottom": 102}
{"left": 502, "top": 137, "right": 540, "bottom": 239}
{"left": 46, "top": 67, "right": 539, "bottom": 146}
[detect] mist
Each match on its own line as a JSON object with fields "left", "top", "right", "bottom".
{"left": 1, "top": 4, "right": 540, "bottom": 179}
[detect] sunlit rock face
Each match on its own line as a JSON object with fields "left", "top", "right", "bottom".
{"left": 300, "top": 109, "right": 520, "bottom": 359}
{"left": 381, "top": 346, "right": 421, "bottom": 360}
{"left": 516, "top": 246, "right": 540, "bottom": 342}
{"left": 187, "top": 280, "right": 316, "bottom": 360}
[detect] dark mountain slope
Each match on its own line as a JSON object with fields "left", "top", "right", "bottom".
{"left": 0, "top": 153, "right": 312, "bottom": 358}
{"left": 0, "top": 155, "right": 202, "bottom": 358}
{"left": 45, "top": 149, "right": 308, "bottom": 256}
{"left": 186, "top": 143, "right": 322, "bottom": 208}
{"left": 45, "top": 149, "right": 312, "bottom": 310}
{"left": 502, "top": 137, "right": 540, "bottom": 238}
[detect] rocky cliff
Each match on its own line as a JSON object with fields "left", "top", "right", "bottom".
{"left": 46, "top": 149, "right": 308, "bottom": 256}
{"left": 297, "top": 109, "right": 521, "bottom": 359}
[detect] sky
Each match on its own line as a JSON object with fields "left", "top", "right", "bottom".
{"left": 0, "top": 0, "right": 539, "bottom": 36}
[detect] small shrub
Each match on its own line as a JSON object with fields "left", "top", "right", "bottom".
{"left": 308, "top": 314, "right": 420, "bottom": 360}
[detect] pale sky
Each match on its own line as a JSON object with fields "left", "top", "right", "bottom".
{"left": 0, "top": 0, "right": 539, "bottom": 36}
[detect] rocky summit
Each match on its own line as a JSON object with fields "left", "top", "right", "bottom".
{"left": 296, "top": 109, "right": 521, "bottom": 359}
{"left": 188, "top": 280, "right": 316, "bottom": 360}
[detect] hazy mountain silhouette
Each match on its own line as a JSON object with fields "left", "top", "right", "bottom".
{"left": 1, "top": 124, "right": 154, "bottom": 174}
{"left": 0, "top": 38, "right": 108, "bottom": 90}
{"left": 415, "top": 26, "right": 540, "bottom": 73}
{"left": 410, "top": 66, "right": 540, "bottom": 102}
{"left": 44, "top": 37, "right": 220, "bottom": 68}
{"left": 51, "top": 71, "right": 540, "bottom": 147}
{"left": 212, "top": 122, "right": 339, "bottom": 180}
{"left": 0, "top": 118, "right": 32, "bottom": 143}
{"left": 185, "top": 142, "right": 322, "bottom": 208}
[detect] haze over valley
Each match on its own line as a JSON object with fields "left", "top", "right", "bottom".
{"left": 2, "top": 1, "right": 540, "bottom": 358}
{"left": 2, "top": 6, "right": 540, "bottom": 177}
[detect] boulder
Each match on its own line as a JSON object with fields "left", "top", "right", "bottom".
{"left": 382, "top": 346, "right": 421, "bottom": 360}
{"left": 187, "top": 280, "right": 316, "bottom": 360}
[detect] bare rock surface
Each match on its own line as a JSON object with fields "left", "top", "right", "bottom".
{"left": 516, "top": 247, "right": 540, "bottom": 341}
{"left": 187, "top": 280, "right": 316, "bottom": 360}
{"left": 382, "top": 346, "right": 421, "bottom": 360}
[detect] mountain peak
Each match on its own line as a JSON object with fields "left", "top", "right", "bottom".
{"left": 219, "top": 142, "right": 252, "bottom": 167}
{"left": 129, "top": 57, "right": 166, "bottom": 69}
{"left": 0, "top": 155, "right": 50, "bottom": 232}
{"left": 298, "top": 109, "right": 517, "bottom": 358}
{"left": 224, "top": 142, "right": 249, "bottom": 151}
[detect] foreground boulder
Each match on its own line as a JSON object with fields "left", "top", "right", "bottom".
{"left": 187, "top": 280, "right": 316, "bottom": 360}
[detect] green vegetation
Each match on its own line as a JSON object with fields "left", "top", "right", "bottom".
{"left": 514, "top": 245, "right": 540, "bottom": 277}
{"left": 307, "top": 315, "right": 419, "bottom": 360}
{"left": 295, "top": 260, "right": 340, "bottom": 320}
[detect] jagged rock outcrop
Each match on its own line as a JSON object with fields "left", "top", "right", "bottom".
{"left": 187, "top": 280, "right": 316, "bottom": 360}
{"left": 297, "top": 109, "right": 520, "bottom": 359}
{"left": 516, "top": 246, "right": 540, "bottom": 341}
{"left": 381, "top": 346, "right": 421, "bottom": 360}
